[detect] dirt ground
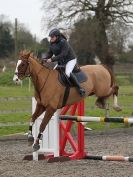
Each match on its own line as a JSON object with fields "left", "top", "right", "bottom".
{"left": 0, "top": 128, "right": 133, "bottom": 177}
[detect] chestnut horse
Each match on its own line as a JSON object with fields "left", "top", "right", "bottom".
{"left": 13, "top": 51, "right": 121, "bottom": 151}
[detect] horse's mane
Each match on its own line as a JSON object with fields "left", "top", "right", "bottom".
{"left": 19, "top": 50, "right": 55, "bottom": 70}
{"left": 30, "top": 54, "right": 55, "bottom": 70}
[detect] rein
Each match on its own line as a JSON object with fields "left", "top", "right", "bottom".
{"left": 34, "top": 67, "right": 51, "bottom": 93}
{"left": 29, "top": 59, "right": 52, "bottom": 100}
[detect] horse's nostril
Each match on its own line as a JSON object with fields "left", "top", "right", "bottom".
{"left": 16, "top": 78, "right": 18, "bottom": 81}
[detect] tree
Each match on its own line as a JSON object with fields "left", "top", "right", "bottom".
{"left": 17, "top": 24, "right": 35, "bottom": 51}
{"left": 0, "top": 15, "right": 48, "bottom": 60}
{"left": 0, "top": 16, "right": 14, "bottom": 58}
{"left": 42, "top": 0, "right": 133, "bottom": 69}
{"left": 37, "top": 38, "right": 49, "bottom": 58}
{"left": 107, "top": 21, "right": 131, "bottom": 55}
{"left": 69, "top": 18, "right": 96, "bottom": 65}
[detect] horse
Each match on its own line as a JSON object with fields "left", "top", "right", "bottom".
{"left": 13, "top": 50, "right": 121, "bottom": 151}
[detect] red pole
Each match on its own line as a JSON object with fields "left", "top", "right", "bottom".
{"left": 60, "top": 104, "right": 78, "bottom": 156}
{"left": 77, "top": 100, "right": 86, "bottom": 158}
{"left": 59, "top": 100, "right": 86, "bottom": 159}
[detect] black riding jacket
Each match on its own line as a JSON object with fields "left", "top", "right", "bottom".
{"left": 44, "top": 37, "right": 76, "bottom": 65}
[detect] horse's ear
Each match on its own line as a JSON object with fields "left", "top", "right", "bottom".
{"left": 30, "top": 52, "right": 34, "bottom": 57}
{"left": 26, "top": 51, "right": 32, "bottom": 58}
{"left": 19, "top": 50, "right": 23, "bottom": 56}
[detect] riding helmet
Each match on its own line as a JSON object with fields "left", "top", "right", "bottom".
{"left": 49, "top": 28, "right": 61, "bottom": 37}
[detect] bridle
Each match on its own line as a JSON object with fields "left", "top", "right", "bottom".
{"left": 15, "top": 59, "right": 31, "bottom": 79}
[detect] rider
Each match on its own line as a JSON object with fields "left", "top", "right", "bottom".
{"left": 42, "top": 28, "right": 85, "bottom": 97}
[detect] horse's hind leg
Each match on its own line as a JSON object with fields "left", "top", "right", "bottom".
{"left": 112, "top": 85, "right": 122, "bottom": 112}
{"left": 95, "top": 85, "right": 122, "bottom": 112}
{"left": 28, "top": 103, "right": 45, "bottom": 146}
{"left": 95, "top": 97, "right": 107, "bottom": 109}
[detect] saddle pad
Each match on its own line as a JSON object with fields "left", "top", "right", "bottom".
{"left": 58, "top": 70, "right": 88, "bottom": 87}
{"left": 74, "top": 70, "right": 88, "bottom": 83}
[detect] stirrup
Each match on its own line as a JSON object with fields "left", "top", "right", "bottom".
{"left": 79, "top": 88, "right": 86, "bottom": 97}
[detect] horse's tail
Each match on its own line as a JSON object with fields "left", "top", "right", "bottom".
{"left": 102, "top": 64, "right": 119, "bottom": 96}
{"left": 102, "top": 64, "right": 122, "bottom": 111}
{"left": 102, "top": 64, "right": 115, "bottom": 86}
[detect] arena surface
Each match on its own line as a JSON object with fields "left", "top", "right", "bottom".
{"left": 0, "top": 128, "right": 133, "bottom": 177}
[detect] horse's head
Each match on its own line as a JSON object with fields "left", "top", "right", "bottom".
{"left": 13, "top": 50, "right": 32, "bottom": 84}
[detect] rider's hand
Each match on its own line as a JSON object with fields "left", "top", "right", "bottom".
{"left": 47, "top": 58, "right": 52, "bottom": 63}
{"left": 41, "top": 59, "right": 47, "bottom": 65}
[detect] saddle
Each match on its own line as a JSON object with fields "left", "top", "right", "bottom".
{"left": 56, "top": 65, "right": 88, "bottom": 107}
{"left": 57, "top": 64, "right": 88, "bottom": 87}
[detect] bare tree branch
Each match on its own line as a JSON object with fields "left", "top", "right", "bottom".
{"left": 41, "top": 0, "right": 133, "bottom": 67}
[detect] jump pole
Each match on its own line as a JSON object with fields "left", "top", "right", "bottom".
{"left": 59, "top": 107, "right": 133, "bottom": 162}
{"left": 59, "top": 115, "right": 133, "bottom": 124}
{"left": 85, "top": 155, "right": 133, "bottom": 162}
{"left": 24, "top": 98, "right": 133, "bottom": 162}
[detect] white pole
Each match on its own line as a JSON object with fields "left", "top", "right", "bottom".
{"left": 32, "top": 119, "right": 39, "bottom": 160}
{"left": 54, "top": 109, "right": 61, "bottom": 157}
{"left": 32, "top": 98, "right": 39, "bottom": 161}
{"left": 32, "top": 96, "right": 61, "bottom": 160}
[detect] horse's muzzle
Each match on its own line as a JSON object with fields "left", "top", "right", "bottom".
{"left": 13, "top": 74, "right": 22, "bottom": 85}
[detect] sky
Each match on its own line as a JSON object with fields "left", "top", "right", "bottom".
{"left": 0, "top": 0, "right": 45, "bottom": 41}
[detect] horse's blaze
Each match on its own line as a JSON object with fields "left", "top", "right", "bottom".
{"left": 13, "top": 60, "right": 22, "bottom": 84}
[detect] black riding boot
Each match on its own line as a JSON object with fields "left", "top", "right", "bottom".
{"left": 70, "top": 73, "right": 86, "bottom": 97}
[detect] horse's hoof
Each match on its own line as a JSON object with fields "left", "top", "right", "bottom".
{"left": 32, "top": 143, "right": 40, "bottom": 152}
{"left": 28, "top": 134, "right": 34, "bottom": 146}
{"left": 95, "top": 102, "right": 105, "bottom": 109}
{"left": 113, "top": 105, "right": 122, "bottom": 112}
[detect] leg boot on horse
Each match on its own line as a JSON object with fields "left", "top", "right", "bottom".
{"left": 27, "top": 104, "right": 45, "bottom": 146}
{"left": 32, "top": 106, "right": 56, "bottom": 152}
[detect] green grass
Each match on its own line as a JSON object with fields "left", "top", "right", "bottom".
{"left": 0, "top": 74, "right": 133, "bottom": 135}
{"left": 118, "top": 85, "right": 133, "bottom": 94}
{"left": 116, "top": 74, "right": 133, "bottom": 86}
{"left": 0, "top": 86, "right": 33, "bottom": 97}
{"left": 0, "top": 99, "right": 31, "bottom": 111}
{"left": 0, "top": 71, "right": 32, "bottom": 86}
{"left": 0, "top": 112, "right": 31, "bottom": 123}
{"left": 0, "top": 84, "right": 33, "bottom": 136}
{"left": 0, "top": 125, "right": 28, "bottom": 136}
{"left": 84, "top": 122, "right": 126, "bottom": 130}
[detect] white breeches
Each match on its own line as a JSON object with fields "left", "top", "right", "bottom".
{"left": 65, "top": 59, "right": 77, "bottom": 77}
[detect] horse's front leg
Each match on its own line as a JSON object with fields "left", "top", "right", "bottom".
{"left": 33, "top": 106, "right": 56, "bottom": 152}
{"left": 28, "top": 103, "right": 45, "bottom": 146}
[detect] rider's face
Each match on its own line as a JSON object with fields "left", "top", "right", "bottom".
{"left": 50, "top": 36, "right": 57, "bottom": 42}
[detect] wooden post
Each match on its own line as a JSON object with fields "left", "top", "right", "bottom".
{"left": 14, "top": 18, "right": 18, "bottom": 60}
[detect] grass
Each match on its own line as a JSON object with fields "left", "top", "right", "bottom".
{"left": 0, "top": 112, "right": 31, "bottom": 123}
{"left": 0, "top": 125, "right": 28, "bottom": 136}
{"left": 0, "top": 72, "right": 132, "bottom": 136}
{"left": 0, "top": 85, "right": 33, "bottom": 97}
{"left": 0, "top": 82, "right": 33, "bottom": 136}
{"left": 0, "top": 100, "right": 31, "bottom": 111}
{"left": 0, "top": 71, "right": 32, "bottom": 87}
{"left": 116, "top": 74, "right": 133, "bottom": 86}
